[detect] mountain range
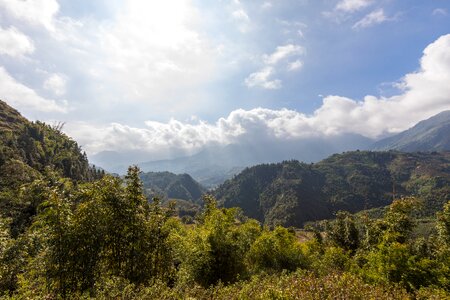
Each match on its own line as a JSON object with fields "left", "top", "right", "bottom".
{"left": 2, "top": 100, "right": 450, "bottom": 229}
{"left": 372, "top": 110, "right": 450, "bottom": 151}
{"left": 140, "top": 171, "right": 206, "bottom": 202}
{"left": 214, "top": 151, "right": 450, "bottom": 227}
{"left": 91, "top": 110, "right": 450, "bottom": 187}
{"left": 92, "top": 134, "right": 373, "bottom": 187}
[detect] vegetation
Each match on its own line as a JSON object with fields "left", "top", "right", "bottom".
{"left": 2, "top": 101, "right": 450, "bottom": 299}
{"left": 0, "top": 100, "right": 103, "bottom": 237}
{"left": 140, "top": 171, "right": 205, "bottom": 203}
{"left": 214, "top": 150, "right": 450, "bottom": 227}
{"left": 1, "top": 165, "right": 450, "bottom": 298}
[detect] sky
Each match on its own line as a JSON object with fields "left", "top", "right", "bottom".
{"left": 0, "top": 0, "right": 450, "bottom": 160}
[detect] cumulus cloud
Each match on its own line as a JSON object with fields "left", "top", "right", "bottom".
{"left": 245, "top": 44, "right": 304, "bottom": 89}
{"left": 336, "top": 0, "right": 373, "bottom": 13}
{"left": 0, "top": 26, "right": 34, "bottom": 57}
{"left": 43, "top": 73, "right": 67, "bottom": 96}
{"left": 244, "top": 67, "right": 282, "bottom": 89}
{"left": 353, "top": 9, "right": 388, "bottom": 29}
{"left": 67, "top": 34, "right": 450, "bottom": 157}
{"left": 0, "top": 67, "right": 68, "bottom": 113}
{"left": 264, "top": 44, "right": 305, "bottom": 65}
{"left": 287, "top": 60, "right": 303, "bottom": 71}
{"left": 0, "top": 0, "right": 59, "bottom": 31}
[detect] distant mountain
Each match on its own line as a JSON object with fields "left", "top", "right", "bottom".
{"left": 137, "top": 133, "right": 372, "bottom": 188}
{"left": 372, "top": 110, "right": 450, "bottom": 151}
{"left": 140, "top": 171, "right": 206, "bottom": 202}
{"left": 90, "top": 150, "right": 152, "bottom": 174}
{"left": 214, "top": 151, "right": 450, "bottom": 227}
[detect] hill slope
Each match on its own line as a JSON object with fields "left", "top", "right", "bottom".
{"left": 0, "top": 100, "right": 102, "bottom": 182}
{"left": 214, "top": 151, "right": 450, "bottom": 227}
{"left": 140, "top": 171, "right": 206, "bottom": 202}
{"left": 0, "top": 99, "right": 102, "bottom": 234}
{"left": 372, "top": 110, "right": 450, "bottom": 151}
{"left": 137, "top": 134, "right": 372, "bottom": 188}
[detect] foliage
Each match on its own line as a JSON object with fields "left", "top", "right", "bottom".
{"left": 0, "top": 100, "right": 104, "bottom": 237}
{"left": 247, "top": 226, "right": 305, "bottom": 273}
{"left": 140, "top": 171, "right": 206, "bottom": 203}
{"left": 215, "top": 151, "right": 450, "bottom": 227}
{"left": 180, "top": 195, "right": 260, "bottom": 286}
{"left": 325, "top": 211, "right": 359, "bottom": 252}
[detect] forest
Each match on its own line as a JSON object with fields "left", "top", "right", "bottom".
{"left": 0, "top": 165, "right": 449, "bottom": 299}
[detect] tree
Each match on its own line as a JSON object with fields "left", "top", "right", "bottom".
{"left": 325, "top": 211, "right": 359, "bottom": 252}
{"left": 183, "top": 195, "right": 260, "bottom": 286}
{"left": 247, "top": 226, "right": 304, "bottom": 273}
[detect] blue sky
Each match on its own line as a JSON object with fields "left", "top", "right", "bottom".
{"left": 0, "top": 0, "right": 450, "bottom": 159}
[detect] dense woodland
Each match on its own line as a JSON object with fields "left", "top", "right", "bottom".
{"left": 1, "top": 167, "right": 450, "bottom": 299}
{"left": 1, "top": 100, "right": 450, "bottom": 298}
{"left": 215, "top": 151, "right": 450, "bottom": 227}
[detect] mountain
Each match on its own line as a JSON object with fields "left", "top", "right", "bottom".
{"left": 0, "top": 99, "right": 103, "bottom": 235}
{"left": 136, "top": 133, "right": 373, "bottom": 188}
{"left": 372, "top": 110, "right": 450, "bottom": 151}
{"left": 90, "top": 150, "right": 154, "bottom": 174}
{"left": 214, "top": 151, "right": 450, "bottom": 227}
{"left": 0, "top": 100, "right": 102, "bottom": 182}
{"left": 140, "top": 171, "right": 206, "bottom": 202}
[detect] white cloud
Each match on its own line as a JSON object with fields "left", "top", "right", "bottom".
{"left": 0, "top": 67, "right": 68, "bottom": 113}
{"left": 336, "top": 0, "right": 373, "bottom": 13}
{"left": 264, "top": 44, "right": 305, "bottom": 65}
{"left": 94, "top": 1, "right": 218, "bottom": 105}
{"left": 244, "top": 67, "right": 281, "bottom": 89}
{"left": 352, "top": 9, "right": 388, "bottom": 29}
{"left": 0, "top": 0, "right": 231, "bottom": 119}
{"left": 246, "top": 44, "right": 304, "bottom": 89}
{"left": 67, "top": 34, "right": 450, "bottom": 157}
{"left": 231, "top": 6, "right": 251, "bottom": 33}
{"left": 44, "top": 73, "right": 67, "bottom": 96}
{"left": 0, "top": 26, "right": 34, "bottom": 57}
{"left": 0, "top": 0, "right": 59, "bottom": 31}
{"left": 287, "top": 60, "right": 303, "bottom": 71}
{"left": 232, "top": 9, "right": 249, "bottom": 22}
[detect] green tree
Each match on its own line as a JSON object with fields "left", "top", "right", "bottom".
{"left": 184, "top": 195, "right": 260, "bottom": 286}
{"left": 325, "top": 211, "right": 359, "bottom": 252}
{"left": 247, "top": 226, "right": 305, "bottom": 273}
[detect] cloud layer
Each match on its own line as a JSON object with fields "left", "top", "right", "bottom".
{"left": 65, "top": 34, "right": 450, "bottom": 159}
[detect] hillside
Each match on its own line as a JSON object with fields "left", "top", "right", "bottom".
{"left": 214, "top": 151, "right": 450, "bottom": 227}
{"left": 0, "top": 99, "right": 103, "bottom": 235}
{"left": 135, "top": 134, "right": 372, "bottom": 188}
{"left": 140, "top": 171, "right": 206, "bottom": 202}
{"left": 0, "top": 100, "right": 102, "bottom": 182}
{"left": 372, "top": 110, "right": 450, "bottom": 151}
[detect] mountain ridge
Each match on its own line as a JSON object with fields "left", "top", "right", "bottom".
{"left": 213, "top": 150, "right": 450, "bottom": 227}
{"left": 372, "top": 110, "right": 450, "bottom": 151}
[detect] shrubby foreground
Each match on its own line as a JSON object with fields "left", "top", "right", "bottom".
{"left": 0, "top": 166, "right": 450, "bottom": 299}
